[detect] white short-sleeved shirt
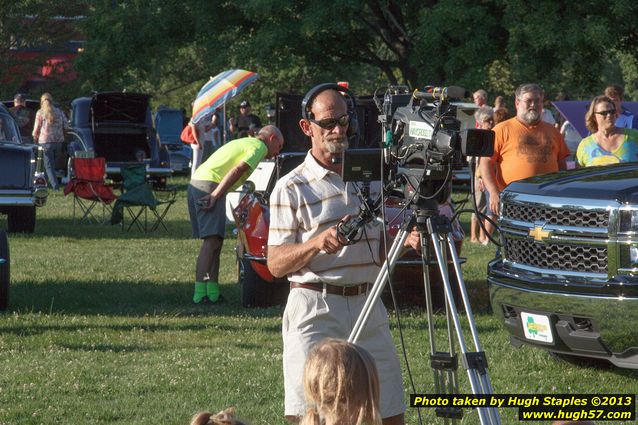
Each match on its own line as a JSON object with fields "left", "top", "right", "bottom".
{"left": 268, "top": 152, "right": 382, "bottom": 285}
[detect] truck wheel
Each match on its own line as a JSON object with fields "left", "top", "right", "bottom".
{"left": 0, "top": 230, "right": 10, "bottom": 311}
{"left": 238, "top": 258, "right": 265, "bottom": 308}
{"left": 7, "top": 206, "right": 36, "bottom": 234}
{"left": 238, "top": 259, "right": 289, "bottom": 308}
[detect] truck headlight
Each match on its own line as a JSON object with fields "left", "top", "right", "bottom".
{"left": 619, "top": 210, "right": 638, "bottom": 233}
{"left": 619, "top": 244, "right": 638, "bottom": 270}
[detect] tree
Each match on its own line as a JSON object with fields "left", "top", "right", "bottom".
{"left": 0, "top": 0, "right": 88, "bottom": 101}
{"left": 74, "top": 0, "right": 638, "bottom": 116}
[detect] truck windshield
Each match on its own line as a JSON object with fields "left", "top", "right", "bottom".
{"left": 0, "top": 116, "right": 20, "bottom": 143}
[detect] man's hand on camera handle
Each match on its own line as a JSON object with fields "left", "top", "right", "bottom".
{"left": 317, "top": 218, "right": 348, "bottom": 255}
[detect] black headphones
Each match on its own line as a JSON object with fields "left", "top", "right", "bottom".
{"left": 301, "top": 83, "right": 359, "bottom": 145}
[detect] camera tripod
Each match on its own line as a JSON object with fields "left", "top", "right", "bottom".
{"left": 348, "top": 207, "right": 501, "bottom": 425}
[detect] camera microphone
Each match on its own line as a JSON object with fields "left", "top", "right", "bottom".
{"left": 382, "top": 130, "right": 392, "bottom": 164}
{"left": 413, "top": 86, "right": 466, "bottom": 101}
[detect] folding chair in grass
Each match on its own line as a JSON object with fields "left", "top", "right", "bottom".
{"left": 64, "top": 157, "right": 117, "bottom": 224}
{"left": 110, "top": 164, "right": 176, "bottom": 232}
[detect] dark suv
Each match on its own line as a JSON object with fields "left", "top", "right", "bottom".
{"left": 68, "top": 92, "right": 172, "bottom": 187}
{"left": 489, "top": 163, "right": 638, "bottom": 368}
{"left": 0, "top": 103, "right": 48, "bottom": 234}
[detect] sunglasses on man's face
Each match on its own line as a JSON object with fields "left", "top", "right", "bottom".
{"left": 595, "top": 109, "right": 616, "bottom": 117}
{"left": 309, "top": 114, "right": 349, "bottom": 130}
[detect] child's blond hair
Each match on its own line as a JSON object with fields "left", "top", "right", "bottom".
{"left": 300, "top": 338, "right": 382, "bottom": 425}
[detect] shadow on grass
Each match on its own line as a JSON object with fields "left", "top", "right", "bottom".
{"left": 547, "top": 351, "right": 638, "bottom": 378}
{"left": 23, "top": 217, "right": 195, "bottom": 240}
{"left": 3, "top": 279, "right": 284, "bottom": 323}
{"left": 1, "top": 218, "right": 240, "bottom": 241}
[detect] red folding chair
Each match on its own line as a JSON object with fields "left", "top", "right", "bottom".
{"left": 64, "top": 157, "right": 117, "bottom": 224}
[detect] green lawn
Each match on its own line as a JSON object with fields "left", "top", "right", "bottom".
{"left": 0, "top": 180, "right": 636, "bottom": 425}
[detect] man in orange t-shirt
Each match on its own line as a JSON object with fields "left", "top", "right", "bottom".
{"left": 480, "top": 83, "right": 569, "bottom": 215}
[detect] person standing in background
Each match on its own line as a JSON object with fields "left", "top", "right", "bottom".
{"left": 493, "top": 95, "right": 507, "bottom": 111}
{"left": 190, "top": 113, "right": 218, "bottom": 177}
{"left": 470, "top": 106, "right": 495, "bottom": 244}
{"left": 32, "top": 93, "right": 68, "bottom": 190}
{"left": 480, "top": 84, "right": 569, "bottom": 216}
{"left": 228, "top": 100, "right": 262, "bottom": 139}
{"left": 576, "top": 95, "right": 638, "bottom": 167}
{"left": 473, "top": 89, "right": 488, "bottom": 107}
{"left": 188, "top": 125, "right": 284, "bottom": 304}
{"left": 9, "top": 93, "right": 35, "bottom": 143}
{"left": 604, "top": 85, "right": 636, "bottom": 130}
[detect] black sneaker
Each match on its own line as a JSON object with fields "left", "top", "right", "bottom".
{"left": 194, "top": 295, "right": 210, "bottom": 304}
{"left": 209, "top": 294, "right": 226, "bottom": 304}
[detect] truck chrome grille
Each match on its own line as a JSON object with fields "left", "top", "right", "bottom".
{"left": 505, "top": 238, "right": 608, "bottom": 273}
{"left": 503, "top": 203, "right": 609, "bottom": 228}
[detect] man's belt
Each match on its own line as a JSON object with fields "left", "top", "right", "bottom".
{"left": 290, "top": 281, "right": 370, "bottom": 297}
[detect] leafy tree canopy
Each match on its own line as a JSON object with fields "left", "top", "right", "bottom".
{"left": 4, "top": 0, "right": 638, "bottom": 117}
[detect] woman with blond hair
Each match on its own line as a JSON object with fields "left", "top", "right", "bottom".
{"left": 32, "top": 92, "right": 69, "bottom": 190}
{"left": 576, "top": 95, "right": 638, "bottom": 167}
{"left": 301, "top": 338, "right": 382, "bottom": 425}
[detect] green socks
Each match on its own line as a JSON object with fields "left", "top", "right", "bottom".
{"left": 193, "top": 282, "right": 207, "bottom": 303}
{"left": 193, "top": 281, "right": 220, "bottom": 303}
{"left": 206, "top": 281, "right": 220, "bottom": 303}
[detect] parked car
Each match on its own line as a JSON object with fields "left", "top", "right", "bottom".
{"left": 0, "top": 230, "right": 9, "bottom": 310}
{"left": 488, "top": 163, "right": 638, "bottom": 368}
{"left": 0, "top": 103, "right": 48, "bottom": 234}
{"left": 2, "top": 98, "right": 72, "bottom": 178}
{"left": 68, "top": 92, "right": 172, "bottom": 187}
{"left": 154, "top": 106, "right": 191, "bottom": 174}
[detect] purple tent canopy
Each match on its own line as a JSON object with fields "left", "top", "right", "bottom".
{"left": 552, "top": 101, "right": 638, "bottom": 138}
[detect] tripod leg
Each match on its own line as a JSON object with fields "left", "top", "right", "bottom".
{"left": 348, "top": 227, "right": 410, "bottom": 344}
{"left": 422, "top": 231, "right": 462, "bottom": 424}
{"left": 445, "top": 234, "right": 500, "bottom": 425}
{"left": 420, "top": 233, "right": 438, "bottom": 388}
{"left": 439, "top": 238, "right": 459, "bottom": 399}
{"left": 426, "top": 216, "right": 500, "bottom": 425}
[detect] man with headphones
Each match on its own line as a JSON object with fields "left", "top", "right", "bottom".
{"left": 267, "top": 84, "right": 418, "bottom": 424}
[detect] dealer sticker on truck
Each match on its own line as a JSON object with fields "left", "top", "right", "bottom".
{"left": 521, "top": 312, "right": 553, "bottom": 344}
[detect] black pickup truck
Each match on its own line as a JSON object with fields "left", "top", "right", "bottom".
{"left": 488, "top": 163, "right": 638, "bottom": 368}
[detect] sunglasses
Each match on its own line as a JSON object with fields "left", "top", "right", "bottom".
{"left": 595, "top": 109, "right": 616, "bottom": 117}
{"left": 309, "top": 114, "right": 349, "bottom": 130}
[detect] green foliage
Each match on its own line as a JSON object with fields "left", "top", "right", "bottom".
{"left": 6, "top": 0, "right": 637, "bottom": 114}
{"left": 0, "top": 0, "right": 88, "bottom": 101}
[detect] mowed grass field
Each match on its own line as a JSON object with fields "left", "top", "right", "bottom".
{"left": 1, "top": 178, "right": 637, "bottom": 425}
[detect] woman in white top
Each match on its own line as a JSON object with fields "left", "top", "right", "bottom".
{"left": 190, "top": 113, "right": 220, "bottom": 176}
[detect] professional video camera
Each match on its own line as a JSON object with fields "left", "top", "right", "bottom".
{"left": 338, "top": 85, "right": 494, "bottom": 243}
{"left": 378, "top": 85, "right": 494, "bottom": 208}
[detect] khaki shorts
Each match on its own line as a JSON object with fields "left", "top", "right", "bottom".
{"left": 282, "top": 287, "right": 405, "bottom": 419}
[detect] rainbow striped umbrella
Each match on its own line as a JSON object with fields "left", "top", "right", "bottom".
{"left": 191, "top": 69, "right": 259, "bottom": 124}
